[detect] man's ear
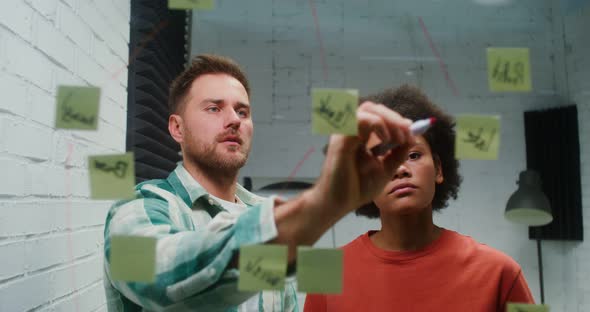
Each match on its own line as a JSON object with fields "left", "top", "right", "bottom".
{"left": 434, "top": 154, "right": 444, "bottom": 184}
{"left": 169, "top": 114, "right": 184, "bottom": 144}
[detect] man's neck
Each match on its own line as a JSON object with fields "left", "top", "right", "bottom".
{"left": 371, "top": 208, "right": 441, "bottom": 252}
{"left": 182, "top": 160, "right": 239, "bottom": 203}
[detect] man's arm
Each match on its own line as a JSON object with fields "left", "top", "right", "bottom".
{"left": 105, "top": 194, "right": 279, "bottom": 310}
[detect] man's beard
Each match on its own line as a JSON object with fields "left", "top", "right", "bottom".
{"left": 184, "top": 130, "right": 250, "bottom": 176}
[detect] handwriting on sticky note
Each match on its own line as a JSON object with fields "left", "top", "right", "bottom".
{"left": 55, "top": 85, "right": 100, "bottom": 130}
{"left": 110, "top": 235, "right": 156, "bottom": 283}
{"left": 455, "top": 115, "right": 501, "bottom": 160}
{"left": 238, "top": 245, "right": 287, "bottom": 291}
{"left": 296, "top": 247, "right": 342, "bottom": 294}
{"left": 487, "top": 48, "right": 531, "bottom": 92}
{"left": 312, "top": 88, "right": 358, "bottom": 135}
{"left": 507, "top": 303, "right": 550, "bottom": 312}
{"left": 168, "top": 0, "right": 215, "bottom": 10}
{"left": 89, "top": 152, "right": 135, "bottom": 199}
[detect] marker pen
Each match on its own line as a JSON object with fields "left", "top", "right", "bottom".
{"left": 370, "top": 117, "right": 436, "bottom": 156}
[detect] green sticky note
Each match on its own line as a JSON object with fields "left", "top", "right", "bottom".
{"left": 312, "top": 88, "right": 358, "bottom": 135}
{"left": 507, "top": 303, "right": 550, "bottom": 312}
{"left": 55, "top": 85, "right": 100, "bottom": 130}
{"left": 487, "top": 47, "right": 532, "bottom": 92}
{"left": 238, "top": 245, "right": 288, "bottom": 291}
{"left": 296, "top": 247, "right": 343, "bottom": 294}
{"left": 88, "top": 152, "right": 135, "bottom": 199}
{"left": 455, "top": 115, "right": 501, "bottom": 160}
{"left": 110, "top": 235, "right": 156, "bottom": 283}
{"left": 168, "top": 0, "right": 214, "bottom": 10}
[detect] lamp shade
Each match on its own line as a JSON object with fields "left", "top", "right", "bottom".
{"left": 505, "top": 170, "right": 553, "bottom": 226}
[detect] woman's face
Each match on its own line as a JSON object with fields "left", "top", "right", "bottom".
{"left": 373, "top": 135, "right": 443, "bottom": 216}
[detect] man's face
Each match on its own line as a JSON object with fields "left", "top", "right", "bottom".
{"left": 173, "top": 73, "right": 253, "bottom": 175}
{"left": 373, "top": 136, "right": 443, "bottom": 216}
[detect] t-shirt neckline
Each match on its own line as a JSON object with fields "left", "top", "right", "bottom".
{"left": 360, "top": 228, "right": 452, "bottom": 262}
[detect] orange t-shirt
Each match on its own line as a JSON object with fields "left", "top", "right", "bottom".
{"left": 304, "top": 229, "right": 534, "bottom": 312}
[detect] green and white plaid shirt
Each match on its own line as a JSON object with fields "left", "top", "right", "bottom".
{"left": 103, "top": 163, "right": 298, "bottom": 311}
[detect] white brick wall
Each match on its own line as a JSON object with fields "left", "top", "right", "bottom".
{"left": 0, "top": 1, "right": 130, "bottom": 311}
{"left": 193, "top": 1, "right": 589, "bottom": 310}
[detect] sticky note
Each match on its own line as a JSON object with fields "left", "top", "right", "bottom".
{"left": 55, "top": 85, "right": 100, "bottom": 130}
{"left": 312, "top": 88, "right": 358, "bottom": 135}
{"left": 487, "top": 47, "right": 532, "bottom": 92}
{"left": 238, "top": 245, "right": 288, "bottom": 291}
{"left": 168, "top": 0, "right": 214, "bottom": 10}
{"left": 110, "top": 235, "right": 157, "bottom": 283}
{"left": 507, "top": 303, "right": 550, "bottom": 312}
{"left": 88, "top": 152, "right": 135, "bottom": 199}
{"left": 296, "top": 247, "right": 343, "bottom": 294}
{"left": 455, "top": 115, "right": 501, "bottom": 160}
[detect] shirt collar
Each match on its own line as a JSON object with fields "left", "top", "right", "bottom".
{"left": 167, "top": 162, "right": 265, "bottom": 207}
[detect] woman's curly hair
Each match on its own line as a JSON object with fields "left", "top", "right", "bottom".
{"left": 356, "top": 84, "right": 462, "bottom": 218}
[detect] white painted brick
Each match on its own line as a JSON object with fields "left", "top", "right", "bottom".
{"left": 0, "top": 74, "right": 29, "bottom": 117}
{"left": 78, "top": 0, "right": 112, "bottom": 43}
{"left": 0, "top": 255, "right": 102, "bottom": 311}
{"left": 0, "top": 158, "right": 27, "bottom": 196}
{"left": 0, "top": 0, "right": 34, "bottom": 42}
{"left": 25, "top": 230, "right": 102, "bottom": 273}
{"left": 28, "top": 163, "right": 49, "bottom": 196}
{"left": 57, "top": 1, "right": 92, "bottom": 54}
{"left": 28, "top": 85, "right": 56, "bottom": 127}
{"left": 4, "top": 32, "right": 53, "bottom": 91}
{"left": 0, "top": 242, "right": 26, "bottom": 281}
{"left": 3, "top": 120, "right": 52, "bottom": 161}
{"left": 26, "top": 0, "right": 58, "bottom": 21}
{"left": 76, "top": 49, "right": 104, "bottom": 85}
{"left": 48, "top": 280, "right": 106, "bottom": 312}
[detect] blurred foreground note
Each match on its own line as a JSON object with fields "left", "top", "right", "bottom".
{"left": 168, "top": 0, "right": 214, "bottom": 10}
{"left": 507, "top": 303, "right": 550, "bottom": 312}
{"left": 89, "top": 152, "right": 135, "bottom": 199}
{"left": 312, "top": 88, "right": 358, "bottom": 135}
{"left": 487, "top": 47, "right": 531, "bottom": 92}
{"left": 55, "top": 85, "right": 100, "bottom": 130}
{"left": 455, "top": 115, "right": 501, "bottom": 160}
{"left": 110, "top": 235, "right": 156, "bottom": 283}
{"left": 297, "top": 247, "right": 343, "bottom": 294}
{"left": 238, "top": 245, "right": 287, "bottom": 291}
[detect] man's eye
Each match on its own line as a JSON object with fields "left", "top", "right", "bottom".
{"left": 409, "top": 152, "right": 421, "bottom": 160}
{"left": 237, "top": 110, "right": 249, "bottom": 118}
{"left": 207, "top": 107, "right": 220, "bottom": 112}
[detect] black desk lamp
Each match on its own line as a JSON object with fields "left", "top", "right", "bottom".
{"left": 505, "top": 170, "right": 553, "bottom": 304}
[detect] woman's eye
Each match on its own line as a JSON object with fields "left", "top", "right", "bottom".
{"left": 409, "top": 152, "right": 421, "bottom": 160}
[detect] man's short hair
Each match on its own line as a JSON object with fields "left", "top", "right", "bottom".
{"left": 168, "top": 54, "right": 250, "bottom": 114}
{"left": 356, "top": 84, "right": 462, "bottom": 218}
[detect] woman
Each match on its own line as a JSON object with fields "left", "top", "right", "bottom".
{"left": 304, "top": 85, "right": 534, "bottom": 311}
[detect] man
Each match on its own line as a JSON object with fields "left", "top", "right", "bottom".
{"left": 304, "top": 85, "right": 534, "bottom": 311}
{"left": 103, "top": 54, "right": 414, "bottom": 311}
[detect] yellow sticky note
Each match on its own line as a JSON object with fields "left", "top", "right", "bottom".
{"left": 312, "top": 88, "right": 358, "bottom": 135}
{"left": 507, "top": 303, "right": 550, "bottom": 312}
{"left": 455, "top": 115, "right": 501, "bottom": 160}
{"left": 110, "top": 235, "right": 156, "bottom": 283}
{"left": 55, "top": 85, "right": 100, "bottom": 130}
{"left": 238, "top": 245, "right": 287, "bottom": 291}
{"left": 88, "top": 152, "right": 135, "bottom": 199}
{"left": 296, "top": 247, "right": 343, "bottom": 294}
{"left": 487, "top": 47, "right": 532, "bottom": 92}
{"left": 168, "top": 0, "right": 214, "bottom": 10}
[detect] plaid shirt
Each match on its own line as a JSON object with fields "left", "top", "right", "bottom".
{"left": 103, "top": 163, "right": 298, "bottom": 311}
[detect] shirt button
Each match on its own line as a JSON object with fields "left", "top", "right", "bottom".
{"left": 208, "top": 198, "right": 215, "bottom": 205}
